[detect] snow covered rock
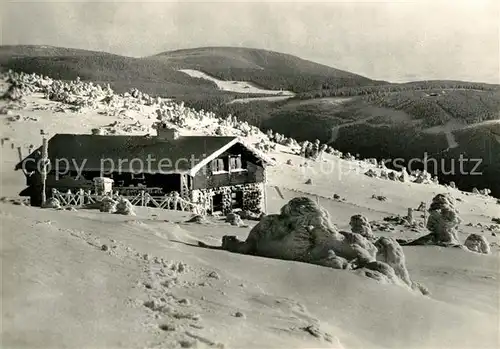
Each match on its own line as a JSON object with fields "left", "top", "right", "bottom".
{"left": 239, "top": 210, "right": 261, "bottom": 221}
{"left": 226, "top": 212, "right": 244, "bottom": 226}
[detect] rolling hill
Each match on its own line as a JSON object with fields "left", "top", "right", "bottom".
{"left": 0, "top": 45, "right": 223, "bottom": 99}
{"left": 186, "top": 91, "right": 500, "bottom": 196}
{"left": 1, "top": 45, "right": 500, "bottom": 196}
{"left": 0, "top": 45, "right": 380, "bottom": 98}
{"left": 149, "top": 46, "right": 383, "bottom": 92}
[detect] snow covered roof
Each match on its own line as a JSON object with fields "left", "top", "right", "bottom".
{"left": 15, "top": 133, "right": 274, "bottom": 175}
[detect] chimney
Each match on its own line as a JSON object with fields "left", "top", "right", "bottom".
{"left": 154, "top": 122, "right": 180, "bottom": 140}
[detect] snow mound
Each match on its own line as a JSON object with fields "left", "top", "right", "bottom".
{"left": 374, "top": 237, "right": 412, "bottom": 286}
{"left": 464, "top": 234, "right": 491, "bottom": 254}
{"left": 221, "top": 197, "right": 376, "bottom": 263}
{"left": 214, "top": 197, "right": 424, "bottom": 291}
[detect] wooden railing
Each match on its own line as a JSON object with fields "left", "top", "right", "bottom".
{"left": 50, "top": 189, "right": 206, "bottom": 215}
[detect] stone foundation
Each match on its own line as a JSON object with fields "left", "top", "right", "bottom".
{"left": 192, "top": 183, "right": 264, "bottom": 215}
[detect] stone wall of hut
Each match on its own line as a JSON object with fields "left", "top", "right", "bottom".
{"left": 191, "top": 182, "right": 264, "bottom": 215}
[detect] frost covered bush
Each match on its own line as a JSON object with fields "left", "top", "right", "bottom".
{"left": 115, "top": 198, "right": 135, "bottom": 215}
{"left": 413, "top": 170, "right": 432, "bottom": 184}
{"left": 209, "top": 197, "right": 425, "bottom": 292}
{"left": 100, "top": 197, "right": 117, "bottom": 213}
{"left": 297, "top": 140, "right": 330, "bottom": 160}
{"left": 426, "top": 193, "right": 462, "bottom": 244}
{"left": 2, "top": 84, "right": 27, "bottom": 101}
{"left": 42, "top": 197, "right": 61, "bottom": 209}
{"left": 403, "top": 193, "right": 462, "bottom": 247}
{"left": 3, "top": 71, "right": 115, "bottom": 110}
{"left": 91, "top": 128, "right": 104, "bottom": 135}
{"left": 479, "top": 188, "right": 491, "bottom": 196}
{"left": 350, "top": 214, "right": 374, "bottom": 239}
{"left": 398, "top": 168, "right": 410, "bottom": 182}
{"left": 255, "top": 139, "right": 276, "bottom": 153}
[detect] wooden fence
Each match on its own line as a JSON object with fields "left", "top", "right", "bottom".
{"left": 51, "top": 189, "right": 206, "bottom": 215}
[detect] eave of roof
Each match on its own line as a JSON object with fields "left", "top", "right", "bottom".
{"left": 188, "top": 137, "right": 275, "bottom": 176}
{"left": 15, "top": 147, "right": 42, "bottom": 171}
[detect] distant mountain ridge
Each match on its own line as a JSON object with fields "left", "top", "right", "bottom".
{"left": 0, "top": 45, "right": 120, "bottom": 58}
{"left": 149, "top": 46, "right": 384, "bottom": 92}
{"left": 0, "top": 45, "right": 383, "bottom": 97}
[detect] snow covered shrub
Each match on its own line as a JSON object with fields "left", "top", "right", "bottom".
{"left": 42, "top": 197, "right": 61, "bottom": 209}
{"left": 398, "top": 168, "right": 410, "bottom": 182}
{"left": 403, "top": 193, "right": 462, "bottom": 247}
{"left": 414, "top": 170, "right": 432, "bottom": 184}
{"left": 115, "top": 198, "right": 135, "bottom": 215}
{"left": 426, "top": 193, "right": 462, "bottom": 245}
{"left": 479, "top": 188, "right": 491, "bottom": 196}
{"left": 364, "top": 169, "right": 377, "bottom": 178}
{"left": 91, "top": 128, "right": 103, "bottom": 135}
{"left": 100, "top": 197, "right": 117, "bottom": 213}
{"left": 2, "top": 84, "right": 25, "bottom": 101}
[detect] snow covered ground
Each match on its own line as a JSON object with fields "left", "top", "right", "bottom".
{"left": 179, "top": 69, "right": 295, "bottom": 97}
{"left": 1, "top": 76, "right": 499, "bottom": 349}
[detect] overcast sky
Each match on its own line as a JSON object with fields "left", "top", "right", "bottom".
{"left": 2, "top": 0, "right": 499, "bottom": 83}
